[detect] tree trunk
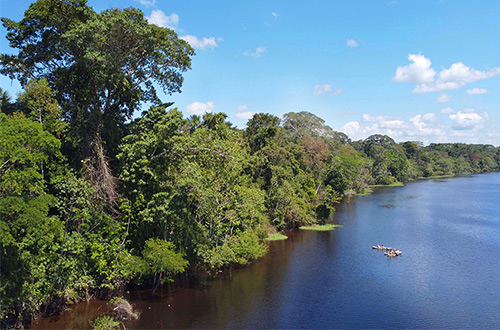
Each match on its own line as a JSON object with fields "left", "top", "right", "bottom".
{"left": 152, "top": 272, "right": 162, "bottom": 296}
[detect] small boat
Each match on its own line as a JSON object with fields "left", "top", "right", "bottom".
{"left": 384, "top": 250, "right": 402, "bottom": 257}
{"left": 372, "top": 245, "right": 392, "bottom": 250}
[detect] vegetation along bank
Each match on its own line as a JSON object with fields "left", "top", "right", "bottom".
{"left": 1, "top": 1, "right": 500, "bottom": 328}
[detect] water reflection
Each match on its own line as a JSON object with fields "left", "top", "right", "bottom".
{"left": 31, "top": 173, "right": 500, "bottom": 329}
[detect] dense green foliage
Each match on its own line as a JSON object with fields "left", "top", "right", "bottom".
{"left": 1, "top": 1, "right": 500, "bottom": 328}
{"left": 91, "top": 315, "right": 120, "bottom": 330}
{"left": 1, "top": 0, "right": 194, "bottom": 165}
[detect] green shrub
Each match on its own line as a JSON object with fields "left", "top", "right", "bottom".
{"left": 92, "top": 315, "right": 120, "bottom": 330}
{"left": 265, "top": 233, "right": 288, "bottom": 241}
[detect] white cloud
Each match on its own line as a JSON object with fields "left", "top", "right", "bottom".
{"left": 449, "top": 109, "right": 487, "bottom": 130}
{"left": 341, "top": 121, "right": 362, "bottom": 138}
{"left": 379, "top": 119, "right": 406, "bottom": 129}
{"left": 393, "top": 54, "right": 436, "bottom": 85}
{"left": 437, "top": 63, "right": 498, "bottom": 86}
{"left": 362, "top": 114, "right": 386, "bottom": 122}
{"left": 466, "top": 87, "right": 488, "bottom": 95}
{"left": 235, "top": 111, "right": 256, "bottom": 120}
{"left": 314, "top": 84, "right": 332, "bottom": 95}
{"left": 147, "top": 10, "right": 179, "bottom": 29}
{"left": 235, "top": 105, "right": 256, "bottom": 120}
{"left": 339, "top": 109, "right": 499, "bottom": 145}
{"left": 137, "top": 0, "right": 155, "bottom": 7}
{"left": 361, "top": 114, "right": 405, "bottom": 128}
{"left": 340, "top": 113, "right": 447, "bottom": 143}
{"left": 180, "top": 35, "right": 219, "bottom": 50}
{"left": 393, "top": 54, "right": 500, "bottom": 93}
{"left": 244, "top": 46, "right": 266, "bottom": 57}
{"left": 440, "top": 107, "right": 454, "bottom": 114}
{"left": 423, "top": 113, "right": 439, "bottom": 122}
{"left": 361, "top": 114, "right": 406, "bottom": 129}
{"left": 186, "top": 101, "right": 215, "bottom": 115}
{"left": 314, "top": 84, "right": 343, "bottom": 95}
{"left": 436, "top": 94, "right": 452, "bottom": 103}
{"left": 272, "top": 12, "right": 279, "bottom": 18}
{"left": 332, "top": 88, "right": 344, "bottom": 95}
{"left": 341, "top": 115, "right": 409, "bottom": 140}
{"left": 347, "top": 39, "right": 359, "bottom": 47}
{"left": 410, "top": 113, "right": 444, "bottom": 136}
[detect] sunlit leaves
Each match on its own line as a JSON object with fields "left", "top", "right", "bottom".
{"left": 1, "top": 0, "right": 194, "bottom": 161}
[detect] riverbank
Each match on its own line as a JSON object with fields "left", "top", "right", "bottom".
{"left": 354, "top": 171, "right": 492, "bottom": 196}
{"left": 356, "top": 182, "right": 405, "bottom": 196}
{"left": 29, "top": 172, "right": 500, "bottom": 329}
{"left": 299, "top": 224, "right": 343, "bottom": 231}
{"left": 29, "top": 173, "right": 500, "bottom": 329}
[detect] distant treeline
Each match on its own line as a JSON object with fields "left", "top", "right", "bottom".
{"left": 1, "top": 1, "right": 499, "bottom": 328}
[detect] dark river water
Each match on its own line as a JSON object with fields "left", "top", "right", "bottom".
{"left": 31, "top": 173, "right": 500, "bottom": 329}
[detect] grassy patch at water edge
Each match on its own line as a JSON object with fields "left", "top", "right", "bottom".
{"left": 299, "top": 224, "right": 343, "bottom": 231}
{"left": 417, "top": 174, "right": 457, "bottom": 180}
{"left": 356, "top": 187, "right": 374, "bottom": 196}
{"left": 265, "top": 233, "right": 288, "bottom": 241}
{"left": 356, "top": 182, "right": 404, "bottom": 196}
{"left": 369, "top": 182, "right": 405, "bottom": 188}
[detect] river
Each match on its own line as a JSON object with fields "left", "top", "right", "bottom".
{"left": 31, "top": 173, "right": 500, "bottom": 329}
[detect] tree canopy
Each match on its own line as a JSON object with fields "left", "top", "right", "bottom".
{"left": 1, "top": 0, "right": 194, "bottom": 160}
{"left": 1, "top": 1, "right": 500, "bottom": 328}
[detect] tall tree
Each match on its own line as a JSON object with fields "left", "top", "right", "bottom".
{"left": 244, "top": 113, "right": 280, "bottom": 153}
{"left": 282, "top": 111, "right": 337, "bottom": 141}
{"left": 1, "top": 0, "right": 194, "bottom": 162}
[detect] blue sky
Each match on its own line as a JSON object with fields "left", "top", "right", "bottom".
{"left": 2, "top": 0, "right": 500, "bottom": 145}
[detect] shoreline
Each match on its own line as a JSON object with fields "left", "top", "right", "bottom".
{"left": 28, "top": 171, "right": 500, "bottom": 329}
{"left": 355, "top": 171, "right": 499, "bottom": 196}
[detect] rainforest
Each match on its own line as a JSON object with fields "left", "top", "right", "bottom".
{"left": 1, "top": 1, "right": 500, "bottom": 329}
